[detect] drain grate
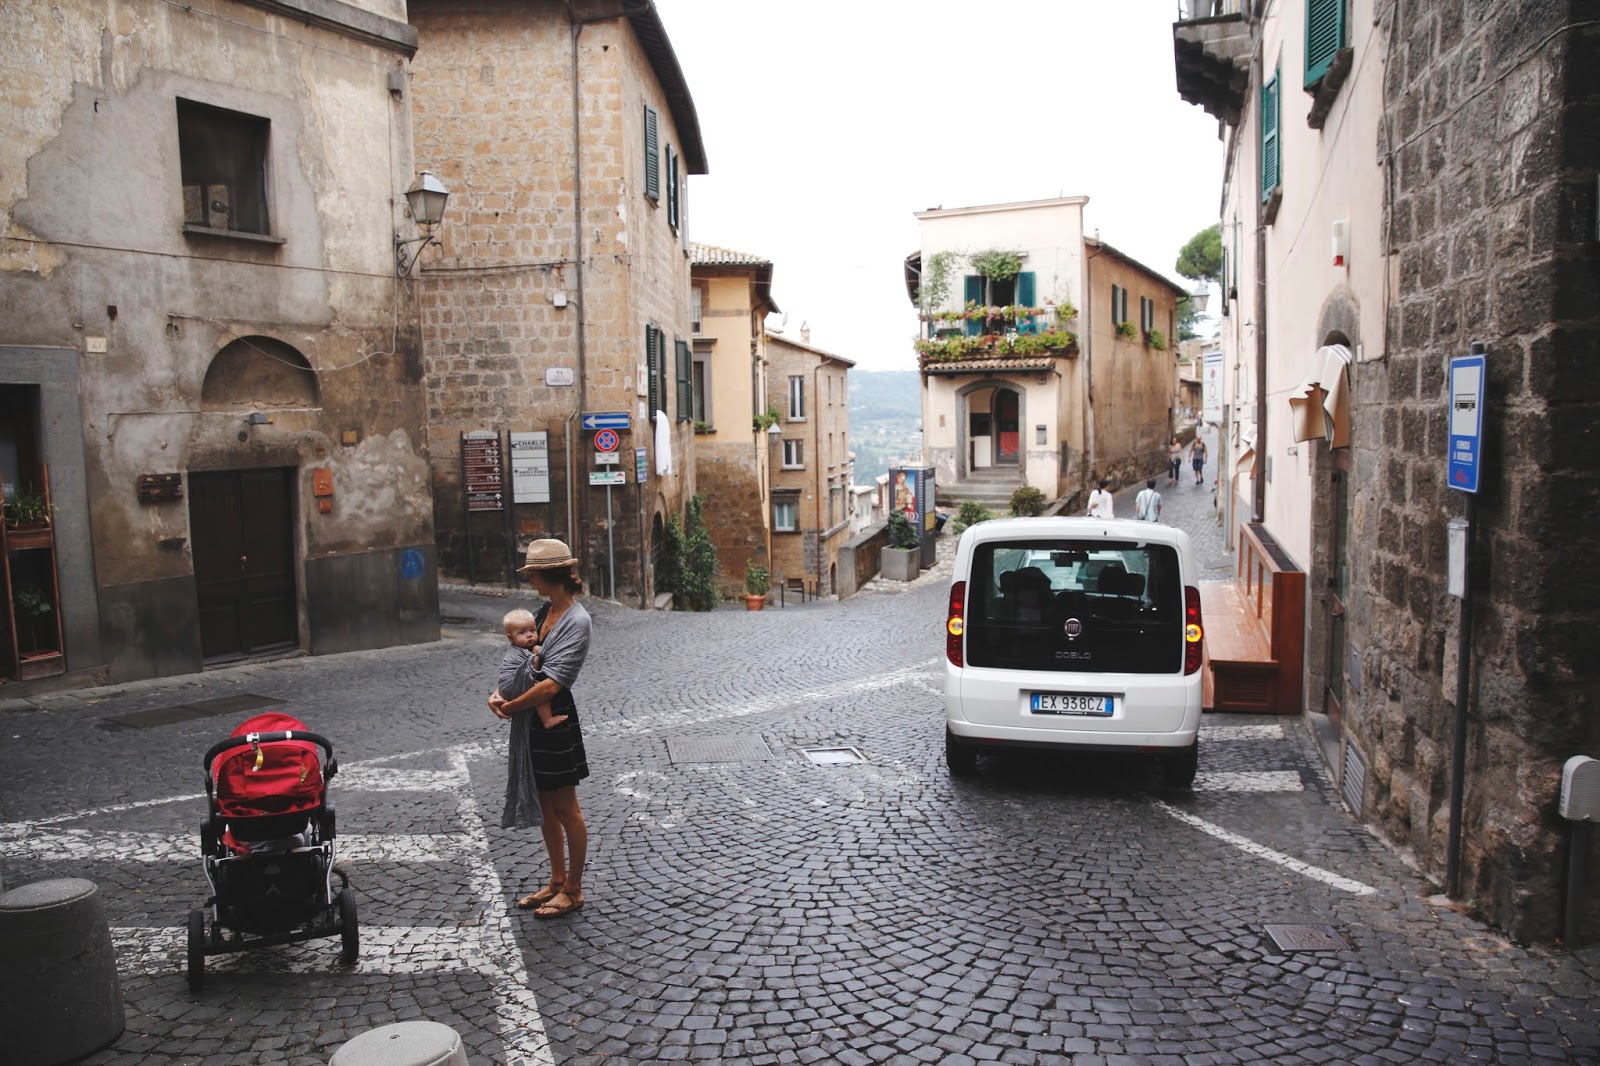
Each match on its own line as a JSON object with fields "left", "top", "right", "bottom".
{"left": 99, "top": 693, "right": 286, "bottom": 730}
{"left": 1263, "top": 923, "right": 1349, "bottom": 953}
{"left": 1342, "top": 740, "right": 1367, "bottom": 816}
{"left": 800, "top": 745, "right": 868, "bottom": 766}
{"left": 665, "top": 736, "right": 772, "bottom": 764}
{"left": 440, "top": 615, "right": 476, "bottom": 626}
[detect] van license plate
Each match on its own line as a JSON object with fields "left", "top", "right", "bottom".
{"left": 1031, "top": 693, "right": 1114, "bottom": 716}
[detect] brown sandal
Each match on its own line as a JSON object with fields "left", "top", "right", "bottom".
{"left": 533, "top": 886, "right": 584, "bottom": 920}
{"left": 515, "top": 878, "right": 563, "bottom": 910}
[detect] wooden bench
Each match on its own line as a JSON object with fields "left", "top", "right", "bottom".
{"left": 1203, "top": 522, "right": 1305, "bottom": 714}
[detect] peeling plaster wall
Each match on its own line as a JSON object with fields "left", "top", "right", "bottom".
{"left": 0, "top": 0, "right": 437, "bottom": 684}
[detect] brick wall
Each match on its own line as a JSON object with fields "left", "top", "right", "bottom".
{"left": 1348, "top": 0, "right": 1600, "bottom": 941}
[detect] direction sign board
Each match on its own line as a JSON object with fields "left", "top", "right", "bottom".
{"left": 594, "top": 428, "right": 620, "bottom": 453}
{"left": 1203, "top": 349, "right": 1224, "bottom": 423}
{"left": 581, "top": 411, "right": 630, "bottom": 431}
{"left": 1447, "top": 353, "right": 1485, "bottom": 494}
{"left": 462, "top": 431, "right": 503, "bottom": 512}
{"left": 509, "top": 430, "right": 550, "bottom": 504}
{"left": 635, "top": 447, "right": 648, "bottom": 484}
{"left": 589, "top": 470, "right": 626, "bottom": 487}
{"left": 594, "top": 451, "right": 620, "bottom": 466}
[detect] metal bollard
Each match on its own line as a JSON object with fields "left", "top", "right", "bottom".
{"left": 0, "top": 878, "right": 126, "bottom": 1066}
{"left": 330, "top": 1020, "right": 471, "bottom": 1066}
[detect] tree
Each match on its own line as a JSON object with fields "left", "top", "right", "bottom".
{"left": 1175, "top": 223, "right": 1222, "bottom": 283}
{"left": 679, "top": 494, "right": 719, "bottom": 611}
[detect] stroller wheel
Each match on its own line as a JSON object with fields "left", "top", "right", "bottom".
{"left": 186, "top": 908, "right": 206, "bottom": 993}
{"left": 338, "top": 887, "right": 358, "bottom": 963}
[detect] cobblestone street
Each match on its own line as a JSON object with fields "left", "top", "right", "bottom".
{"left": 4, "top": 495, "right": 1599, "bottom": 1064}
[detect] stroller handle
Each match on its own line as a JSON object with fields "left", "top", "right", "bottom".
{"left": 203, "top": 730, "right": 338, "bottom": 779}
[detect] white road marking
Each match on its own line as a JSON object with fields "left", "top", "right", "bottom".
{"left": 1199, "top": 723, "right": 1285, "bottom": 741}
{"left": 1193, "top": 770, "right": 1303, "bottom": 792}
{"left": 1154, "top": 800, "right": 1377, "bottom": 896}
{"left": 23, "top": 792, "right": 207, "bottom": 827}
{"left": 0, "top": 827, "right": 467, "bottom": 864}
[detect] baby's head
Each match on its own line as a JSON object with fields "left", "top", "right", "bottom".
{"left": 502, "top": 608, "right": 538, "bottom": 650}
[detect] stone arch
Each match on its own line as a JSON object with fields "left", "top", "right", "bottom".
{"left": 953, "top": 377, "right": 1027, "bottom": 479}
{"left": 201, "top": 335, "right": 319, "bottom": 411}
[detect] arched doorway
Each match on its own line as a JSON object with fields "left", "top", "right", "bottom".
{"left": 957, "top": 380, "right": 1025, "bottom": 478}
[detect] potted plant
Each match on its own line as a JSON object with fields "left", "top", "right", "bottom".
{"left": 1115, "top": 321, "right": 1138, "bottom": 340}
{"left": 2, "top": 485, "right": 49, "bottom": 529}
{"left": 13, "top": 581, "right": 55, "bottom": 657}
{"left": 881, "top": 511, "right": 921, "bottom": 582}
{"left": 743, "top": 561, "right": 769, "bottom": 611}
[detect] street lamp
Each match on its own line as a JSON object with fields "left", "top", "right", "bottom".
{"left": 396, "top": 170, "right": 450, "bottom": 277}
{"left": 1188, "top": 281, "right": 1210, "bottom": 315}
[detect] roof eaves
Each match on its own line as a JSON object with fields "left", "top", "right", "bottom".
{"left": 1085, "top": 237, "right": 1189, "bottom": 297}
{"left": 623, "top": 1, "right": 708, "bottom": 175}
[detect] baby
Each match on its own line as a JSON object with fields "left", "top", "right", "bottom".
{"left": 497, "top": 608, "right": 568, "bottom": 730}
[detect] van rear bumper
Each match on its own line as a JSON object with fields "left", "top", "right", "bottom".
{"left": 946, "top": 721, "right": 1198, "bottom": 750}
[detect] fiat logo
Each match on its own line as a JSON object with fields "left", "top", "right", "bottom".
{"left": 1063, "top": 617, "right": 1083, "bottom": 640}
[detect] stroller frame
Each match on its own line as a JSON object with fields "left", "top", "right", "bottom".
{"left": 188, "top": 725, "right": 357, "bottom": 992}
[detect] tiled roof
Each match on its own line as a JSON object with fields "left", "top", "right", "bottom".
{"left": 690, "top": 243, "right": 771, "bottom": 266}
{"left": 920, "top": 356, "right": 1061, "bottom": 375}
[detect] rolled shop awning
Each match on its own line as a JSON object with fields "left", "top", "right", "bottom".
{"left": 1286, "top": 344, "right": 1352, "bottom": 448}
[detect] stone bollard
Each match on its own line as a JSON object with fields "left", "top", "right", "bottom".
{"left": 0, "top": 878, "right": 126, "bottom": 1066}
{"left": 330, "top": 1020, "right": 471, "bottom": 1066}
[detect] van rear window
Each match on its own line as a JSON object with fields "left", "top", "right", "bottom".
{"left": 964, "top": 539, "right": 1183, "bottom": 674}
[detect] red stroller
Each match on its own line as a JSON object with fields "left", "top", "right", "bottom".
{"left": 188, "top": 712, "right": 356, "bottom": 992}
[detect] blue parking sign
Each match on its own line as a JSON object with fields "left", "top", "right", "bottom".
{"left": 1447, "top": 353, "right": 1485, "bottom": 494}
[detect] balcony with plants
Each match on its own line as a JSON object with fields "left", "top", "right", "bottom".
{"left": 915, "top": 303, "right": 1079, "bottom": 366}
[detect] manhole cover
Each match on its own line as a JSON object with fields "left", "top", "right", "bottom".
{"left": 1263, "top": 923, "right": 1349, "bottom": 952}
{"left": 99, "top": 693, "right": 285, "bottom": 730}
{"left": 800, "top": 745, "right": 868, "bottom": 766}
{"left": 665, "top": 736, "right": 772, "bottom": 764}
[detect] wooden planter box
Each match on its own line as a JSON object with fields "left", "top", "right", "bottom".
{"left": 881, "top": 547, "right": 920, "bottom": 582}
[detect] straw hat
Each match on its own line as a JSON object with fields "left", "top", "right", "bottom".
{"left": 516, "top": 538, "right": 578, "bottom": 574}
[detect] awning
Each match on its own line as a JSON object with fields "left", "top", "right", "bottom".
{"left": 1286, "top": 344, "right": 1352, "bottom": 448}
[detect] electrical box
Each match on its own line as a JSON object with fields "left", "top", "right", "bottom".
{"left": 1331, "top": 219, "right": 1349, "bottom": 267}
{"left": 1561, "top": 756, "right": 1600, "bottom": 822}
{"left": 312, "top": 469, "right": 334, "bottom": 497}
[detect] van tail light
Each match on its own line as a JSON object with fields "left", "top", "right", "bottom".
{"left": 1184, "top": 585, "right": 1204, "bottom": 675}
{"left": 946, "top": 581, "right": 966, "bottom": 667}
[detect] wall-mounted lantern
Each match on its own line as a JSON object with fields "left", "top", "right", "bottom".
{"left": 396, "top": 170, "right": 450, "bottom": 277}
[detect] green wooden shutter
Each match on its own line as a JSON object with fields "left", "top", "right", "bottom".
{"left": 644, "top": 105, "right": 660, "bottom": 202}
{"left": 1305, "top": 0, "right": 1346, "bottom": 88}
{"left": 675, "top": 338, "right": 692, "bottom": 421}
{"left": 1016, "top": 271, "right": 1036, "bottom": 331}
{"left": 656, "top": 328, "right": 668, "bottom": 415}
{"left": 645, "top": 324, "right": 658, "bottom": 415}
{"left": 963, "top": 275, "right": 984, "bottom": 336}
{"left": 666, "top": 145, "right": 679, "bottom": 230}
{"left": 1261, "top": 70, "right": 1281, "bottom": 201}
{"left": 1110, "top": 285, "right": 1119, "bottom": 324}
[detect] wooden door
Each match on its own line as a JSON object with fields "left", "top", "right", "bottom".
{"left": 995, "top": 390, "right": 1020, "bottom": 463}
{"left": 190, "top": 468, "right": 298, "bottom": 660}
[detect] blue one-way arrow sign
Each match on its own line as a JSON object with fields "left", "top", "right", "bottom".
{"left": 581, "top": 411, "right": 631, "bottom": 431}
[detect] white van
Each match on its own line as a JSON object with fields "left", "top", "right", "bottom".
{"left": 943, "top": 516, "right": 1204, "bottom": 786}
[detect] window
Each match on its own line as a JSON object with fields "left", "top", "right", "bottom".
{"left": 178, "top": 99, "right": 270, "bottom": 235}
{"left": 1305, "top": 0, "right": 1347, "bottom": 89}
{"left": 674, "top": 339, "right": 692, "bottom": 422}
{"left": 691, "top": 348, "right": 711, "bottom": 425}
{"left": 788, "top": 375, "right": 805, "bottom": 420}
{"left": 643, "top": 104, "right": 660, "bottom": 202}
{"left": 1110, "top": 284, "right": 1129, "bottom": 325}
{"left": 1140, "top": 296, "right": 1155, "bottom": 333}
{"left": 828, "top": 432, "right": 835, "bottom": 469}
{"left": 691, "top": 287, "right": 703, "bottom": 333}
{"left": 782, "top": 439, "right": 804, "bottom": 468}
{"left": 962, "top": 271, "right": 1036, "bottom": 336}
{"left": 773, "top": 494, "right": 799, "bottom": 532}
{"left": 1261, "top": 68, "right": 1281, "bottom": 202}
{"left": 665, "top": 144, "right": 680, "bottom": 231}
{"left": 645, "top": 324, "right": 668, "bottom": 415}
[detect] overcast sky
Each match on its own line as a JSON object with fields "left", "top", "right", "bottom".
{"left": 656, "top": 0, "right": 1225, "bottom": 372}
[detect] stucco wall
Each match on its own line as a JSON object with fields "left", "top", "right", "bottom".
{"left": 1, "top": 0, "right": 436, "bottom": 683}
{"left": 1084, "top": 252, "right": 1181, "bottom": 490}
{"left": 766, "top": 335, "right": 851, "bottom": 594}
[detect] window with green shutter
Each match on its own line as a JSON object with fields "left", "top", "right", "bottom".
{"left": 644, "top": 105, "right": 660, "bottom": 202}
{"left": 674, "top": 338, "right": 692, "bottom": 421}
{"left": 1304, "top": 0, "right": 1346, "bottom": 88}
{"left": 1017, "top": 271, "right": 1036, "bottom": 308}
{"left": 1260, "top": 69, "right": 1281, "bottom": 202}
{"left": 656, "top": 328, "right": 668, "bottom": 416}
{"left": 963, "top": 275, "right": 983, "bottom": 337}
{"left": 645, "top": 324, "right": 659, "bottom": 415}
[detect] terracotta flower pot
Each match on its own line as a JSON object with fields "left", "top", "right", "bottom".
{"left": 744, "top": 594, "right": 766, "bottom": 611}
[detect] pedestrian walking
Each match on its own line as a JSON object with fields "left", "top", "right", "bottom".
{"left": 1086, "top": 478, "right": 1115, "bottom": 518}
{"left": 1190, "top": 436, "right": 1208, "bottom": 486}
{"left": 489, "top": 539, "right": 593, "bottom": 920}
{"left": 1166, "top": 438, "right": 1183, "bottom": 486}
{"left": 1134, "top": 479, "right": 1161, "bottom": 522}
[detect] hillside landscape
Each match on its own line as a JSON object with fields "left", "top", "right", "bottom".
{"left": 848, "top": 369, "right": 922, "bottom": 487}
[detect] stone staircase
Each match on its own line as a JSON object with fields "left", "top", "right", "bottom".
{"left": 936, "top": 467, "right": 1025, "bottom": 511}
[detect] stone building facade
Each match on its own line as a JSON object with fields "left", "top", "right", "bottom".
{"left": 409, "top": 0, "right": 705, "bottom": 606}
{"left": 765, "top": 331, "right": 854, "bottom": 597}
{"left": 1, "top": 0, "right": 438, "bottom": 687}
{"left": 1175, "top": 0, "right": 1600, "bottom": 940}
{"left": 688, "top": 244, "right": 778, "bottom": 598}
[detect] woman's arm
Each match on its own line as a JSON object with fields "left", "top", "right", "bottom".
{"left": 499, "top": 676, "right": 565, "bottom": 716}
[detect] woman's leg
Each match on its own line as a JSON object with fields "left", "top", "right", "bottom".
{"left": 537, "top": 789, "right": 567, "bottom": 884}
{"left": 549, "top": 786, "right": 587, "bottom": 891}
